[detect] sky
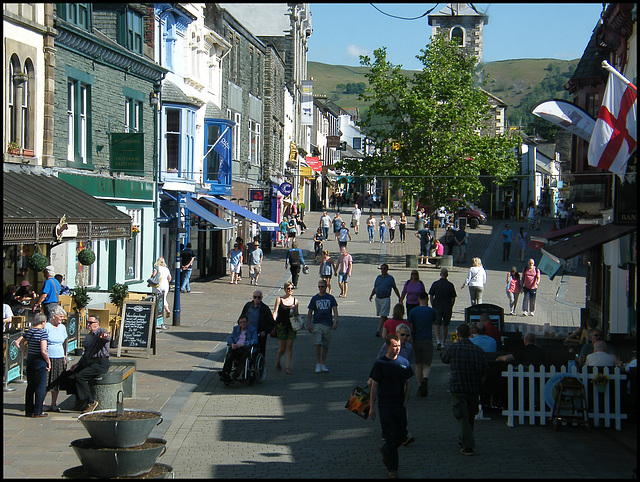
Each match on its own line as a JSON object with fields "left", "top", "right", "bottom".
{"left": 307, "top": 3, "right": 605, "bottom": 70}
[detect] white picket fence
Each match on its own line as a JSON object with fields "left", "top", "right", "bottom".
{"left": 500, "top": 364, "right": 628, "bottom": 430}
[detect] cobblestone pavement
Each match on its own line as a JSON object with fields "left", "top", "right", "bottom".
{"left": 3, "top": 209, "right": 636, "bottom": 479}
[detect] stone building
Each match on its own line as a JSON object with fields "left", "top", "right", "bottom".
{"left": 428, "top": 3, "right": 487, "bottom": 63}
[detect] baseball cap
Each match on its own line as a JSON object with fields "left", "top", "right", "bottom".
{"left": 45, "top": 265, "right": 55, "bottom": 274}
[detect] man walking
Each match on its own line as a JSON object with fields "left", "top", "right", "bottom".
{"left": 415, "top": 221, "right": 432, "bottom": 265}
{"left": 180, "top": 243, "right": 195, "bottom": 293}
{"left": 319, "top": 211, "right": 332, "bottom": 240}
{"left": 351, "top": 203, "right": 362, "bottom": 234}
{"left": 32, "top": 265, "right": 61, "bottom": 319}
{"left": 247, "top": 241, "right": 264, "bottom": 285}
{"left": 429, "top": 268, "right": 457, "bottom": 350}
{"left": 369, "top": 334, "right": 414, "bottom": 479}
{"left": 440, "top": 323, "right": 488, "bottom": 456}
{"left": 501, "top": 224, "right": 513, "bottom": 262}
{"left": 408, "top": 292, "right": 436, "bottom": 397}
{"left": 239, "top": 290, "right": 275, "bottom": 358}
{"left": 337, "top": 221, "right": 352, "bottom": 250}
{"left": 307, "top": 280, "right": 339, "bottom": 373}
{"left": 336, "top": 246, "right": 353, "bottom": 298}
{"left": 370, "top": 264, "right": 401, "bottom": 338}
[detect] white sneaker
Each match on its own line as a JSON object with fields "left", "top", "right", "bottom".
{"left": 522, "top": 312, "right": 529, "bottom": 316}
{"left": 321, "top": 364, "right": 329, "bottom": 372}
{"left": 315, "top": 364, "right": 322, "bottom": 373}
{"left": 530, "top": 311, "right": 535, "bottom": 316}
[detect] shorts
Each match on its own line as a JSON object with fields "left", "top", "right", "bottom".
{"left": 249, "top": 265, "right": 261, "bottom": 277}
{"left": 375, "top": 297, "right": 391, "bottom": 317}
{"left": 312, "top": 323, "right": 332, "bottom": 347}
{"left": 413, "top": 339, "right": 434, "bottom": 365}
{"left": 229, "top": 263, "right": 241, "bottom": 273}
{"left": 338, "top": 272, "right": 349, "bottom": 283}
{"left": 434, "top": 309, "right": 452, "bottom": 326}
{"left": 352, "top": 219, "right": 360, "bottom": 227}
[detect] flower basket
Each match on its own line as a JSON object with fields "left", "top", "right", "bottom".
{"left": 594, "top": 373, "right": 609, "bottom": 393}
{"left": 132, "top": 226, "right": 140, "bottom": 237}
{"left": 78, "top": 248, "right": 96, "bottom": 266}
{"left": 28, "top": 253, "right": 49, "bottom": 272}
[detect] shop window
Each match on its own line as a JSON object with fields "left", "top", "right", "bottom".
{"left": 125, "top": 209, "right": 141, "bottom": 281}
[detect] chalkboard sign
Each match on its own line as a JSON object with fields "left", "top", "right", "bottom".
{"left": 464, "top": 303, "right": 504, "bottom": 333}
{"left": 117, "top": 301, "right": 155, "bottom": 358}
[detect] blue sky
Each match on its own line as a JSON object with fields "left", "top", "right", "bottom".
{"left": 307, "top": 3, "right": 605, "bottom": 69}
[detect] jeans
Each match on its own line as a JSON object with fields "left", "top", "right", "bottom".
{"left": 290, "top": 264, "right": 301, "bottom": 287}
{"left": 389, "top": 229, "right": 395, "bottom": 241}
{"left": 180, "top": 268, "right": 192, "bottom": 292}
{"left": 368, "top": 225, "right": 375, "bottom": 242}
{"left": 399, "top": 224, "right": 406, "bottom": 242}
{"left": 322, "top": 226, "right": 329, "bottom": 240}
{"left": 468, "top": 286, "right": 483, "bottom": 305}
{"left": 452, "top": 393, "right": 479, "bottom": 451}
{"left": 503, "top": 242, "right": 511, "bottom": 261}
{"left": 507, "top": 291, "right": 520, "bottom": 313}
{"left": 25, "top": 356, "right": 47, "bottom": 416}
{"left": 378, "top": 402, "right": 407, "bottom": 472}
{"left": 522, "top": 287, "right": 537, "bottom": 313}
{"left": 379, "top": 226, "right": 386, "bottom": 242}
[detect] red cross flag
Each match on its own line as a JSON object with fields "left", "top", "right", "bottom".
{"left": 587, "top": 62, "right": 637, "bottom": 179}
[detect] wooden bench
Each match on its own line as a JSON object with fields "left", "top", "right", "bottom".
{"left": 417, "top": 256, "right": 443, "bottom": 267}
{"left": 107, "top": 359, "right": 137, "bottom": 398}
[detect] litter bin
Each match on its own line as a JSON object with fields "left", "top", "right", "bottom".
{"left": 406, "top": 255, "right": 418, "bottom": 268}
{"left": 440, "top": 255, "right": 453, "bottom": 268}
{"left": 89, "top": 371, "right": 123, "bottom": 411}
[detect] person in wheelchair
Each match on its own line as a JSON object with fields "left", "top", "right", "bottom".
{"left": 219, "top": 316, "right": 258, "bottom": 381}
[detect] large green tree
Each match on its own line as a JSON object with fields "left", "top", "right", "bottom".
{"left": 336, "top": 33, "right": 518, "bottom": 213}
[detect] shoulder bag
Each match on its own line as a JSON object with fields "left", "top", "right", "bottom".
{"left": 147, "top": 269, "right": 160, "bottom": 288}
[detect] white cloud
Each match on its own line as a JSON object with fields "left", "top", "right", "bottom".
{"left": 346, "top": 44, "right": 369, "bottom": 58}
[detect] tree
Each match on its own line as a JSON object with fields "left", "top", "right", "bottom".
{"left": 336, "top": 33, "right": 518, "bottom": 213}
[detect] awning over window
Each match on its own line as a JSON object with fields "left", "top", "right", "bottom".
{"left": 528, "top": 223, "right": 599, "bottom": 250}
{"left": 3, "top": 169, "right": 132, "bottom": 245}
{"left": 183, "top": 196, "right": 234, "bottom": 231}
{"left": 199, "top": 195, "right": 279, "bottom": 232}
{"left": 542, "top": 223, "right": 636, "bottom": 261}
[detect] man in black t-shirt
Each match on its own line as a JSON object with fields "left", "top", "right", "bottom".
{"left": 428, "top": 268, "right": 457, "bottom": 350}
{"left": 180, "top": 243, "right": 195, "bottom": 293}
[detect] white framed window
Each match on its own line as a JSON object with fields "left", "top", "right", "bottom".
{"left": 166, "top": 108, "right": 180, "bottom": 172}
{"left": 125, "top": 209, "right": 141, "bottom": 281}
{"left": 125, "top": 98, "right": 142, "bottom": 133}
{"left": 67, "top": 82, "right": 75, "bottom": 161}
{"left": 249, "top": 119, "right": 260, "bottom": 166}
{"left": 227, "top": 109, "right": 241, "bottom": 161}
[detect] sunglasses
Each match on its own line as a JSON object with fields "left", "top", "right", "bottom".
{"left": 398, "top": 333, "right": 410, "bottom": 337}
{"left": 285, "top": 287, "right": 294, "bottom": 290}
{"left": 318, "top": 285, "right": 327, "bottom": 288}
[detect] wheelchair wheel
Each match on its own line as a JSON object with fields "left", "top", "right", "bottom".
{"left": 254, "top": 353, "right": 266, "bottom": 384}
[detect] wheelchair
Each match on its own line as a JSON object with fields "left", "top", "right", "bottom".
{"left": 220, "top": 345, "right": 266, "bottom": 386}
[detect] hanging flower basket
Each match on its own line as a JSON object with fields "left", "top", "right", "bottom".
{"left": 594, "top": 373, "right": 609, "bottom": 393}
{"left": 28, "top": 253, "right": 49, "bottom": 272}
{"left": 132, "top": 226, "right": 140, "bottom": 237}
{"left": 78, "top": 248, "right": 96, "bottom": 266}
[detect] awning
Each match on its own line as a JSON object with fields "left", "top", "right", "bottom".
{"left": 3, "top": 168, "right": 132, "bottom": 245}
{"left": 199, "top": 195, "right": 279, "bottom": 232}
{"left": 542, "top": 223, "right": 636, "bottom": 261}
{"left": 184, "top": 196, "right": 234, "bottom": 231}
{"left": 528, "top": 223, "right": 599, "bottom": 250}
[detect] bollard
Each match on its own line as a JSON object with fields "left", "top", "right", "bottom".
{"left": 406, "top": 255, "right": 418, "bottom": 268}
{"left": 440, "top": 255, "right": 453, "bottom": 268}
{"left": 89, "top": 371, "right": 123, "bottom": 411}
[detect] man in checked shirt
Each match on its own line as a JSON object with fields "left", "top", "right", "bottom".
{"left": 440, "top": 323, "right": 488, "bottom": 456}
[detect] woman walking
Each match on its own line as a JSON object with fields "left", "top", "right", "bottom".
{"left": 399, "top": 270, "right": 426, "bottom": 318}
{"left": 366, "top": 214, "right": 376, "bottom": 243}
{"left": 461, "top": 257, "right": 487, "bottom": 305}
{"left": 14, "top": 313, "right": 51, "bottom": 417}
{"left": 398, "top": 212, "right": 407, "bottom": 243}
{"left": 379, "top": 214, "right": 387, "bottom": 243}
{"left": 151, "top": 257, "right": 172, "bottom": 320}
{"left": 506, "top": 266, "right": 522, "bottom": 315}
{"left": 318, "top": 250, "right": 336, "bottom": 295}
{"left": 516, "top": 227, "right": 528, "bottom": 262}
{"left": 273, "top": 281, "right": 299, "bottom": 375}
{"left": 44, "top": 306, "right": 68, "bottom": 412}
{"left": 521, "top": 258, "right": 541, "bottom": 316}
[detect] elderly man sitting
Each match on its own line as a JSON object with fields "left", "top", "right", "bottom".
{"left": 585, "top": 340, "right": 617, "bottom": 367}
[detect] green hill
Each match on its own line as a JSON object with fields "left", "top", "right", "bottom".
{"left": 308, "top": 58, "right": 579, "bottom": 132}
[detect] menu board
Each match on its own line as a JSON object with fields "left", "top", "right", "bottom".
{"left": 465, "top": 303, "right": 504, "bottom": 333}
{"left": 117, "top": 301, "right": 155, "bottom": 358}
{"left": 65, "top": 313, "right": 80, "bottom": 353}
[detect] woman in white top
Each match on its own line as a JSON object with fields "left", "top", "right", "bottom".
{"left": 44, "top": 305, "right": 68, "bottom": 412}
{"left": 151, "top": 257, "right": 172, "bottom": 322}
{"left": 461, "top": 257, "right": 487, "bottom": 305}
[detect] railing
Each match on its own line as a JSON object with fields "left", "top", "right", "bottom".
{"left": 501, "top": 364, "right": 628, "bottom": 430}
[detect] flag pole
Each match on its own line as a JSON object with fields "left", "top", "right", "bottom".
{"left": 199, "top": 126, "right": 230, "bottom": 164}
{"left": 601, "top": 60, "right": 637, "bottom": 92}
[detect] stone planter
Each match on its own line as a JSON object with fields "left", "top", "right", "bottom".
{"left": 78, "top": 409, "right": 163, "bottom": 448}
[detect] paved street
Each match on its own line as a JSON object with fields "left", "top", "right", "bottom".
{"left": 3, "top": 209, "right": 636, "bottom": 479}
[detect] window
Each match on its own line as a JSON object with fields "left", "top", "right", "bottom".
{"left": 76, "top": 240, "right": 97, "bottom": 287}
{"left": 57, "top": 4, "right": 90, "bottom": 30}
{"left": 205, "top": 123, "right": 220, "bottom": 181}
{"left": 125, "top": 98, "right": 142, "bottom": 133}
{"left": 67, "top": 77, "right": 91, "bottom": 165}
{"left": 117, "top": 8, "right": 143, "bottom": 55}
{"left": 125, "top": 209, "right": 141, "bottom": 281}
{"left": 585, "top": 93, "right": 601, "bottom": 119}
{"left": 8, "top": 57, "right": 17, "bottom": 144}
{"left": 227, "top": 109, "right": 241, "bottom": 161}
{"left": 166, "top": 108, "right": 180, "bottom": 172}
{"left": 451, "top": 27, "right": 464, "bottom": 46}
{"left": 162, "top": 14, "right": 176, "bottom": 70}
{"left": 353, "top": 137, "right": 362, "bottom": 150}
{"left": 249, "top": 120, "right": 260, "bottom": 166}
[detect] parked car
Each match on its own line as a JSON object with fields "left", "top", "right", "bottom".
{"left": 457, "top": 206, "right": 487, "bottom": 229}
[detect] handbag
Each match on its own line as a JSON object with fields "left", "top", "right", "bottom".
{"left": 291, "top": 314, "right": 305, "bottom": 332}
{"left": 345, "top": 386, "right": 370, "bottom": 420}
{"left": 147, "top": 270, "right": 160, "bottom": 287}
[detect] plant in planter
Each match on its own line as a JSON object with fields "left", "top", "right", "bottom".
{"left": 28, "top": 252, "right": 49, "bottom": 272}
{"left": 71, "top": 286, "right": 92, "bottom": 314}
{"left": 108, "top": 283, "right": 128, "bottom": 345}
{"left": 77, "top": 248, "right": 96, "bottom": 266}
{"left": 8, "top": 141, "right": 21, "bottom": 155}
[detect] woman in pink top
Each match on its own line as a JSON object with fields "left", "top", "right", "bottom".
{"left": 399, "top": 270, "right": 426, "bottom": 318}
{"left": 381, "top": 303, "right": 406, "bottom": 338}
{"left": 521, "top": 258, "right": 540, "bottom": 316}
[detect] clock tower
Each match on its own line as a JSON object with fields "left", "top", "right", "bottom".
{"left": 428, "top": 3, "right": 488, "bottom": 63}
